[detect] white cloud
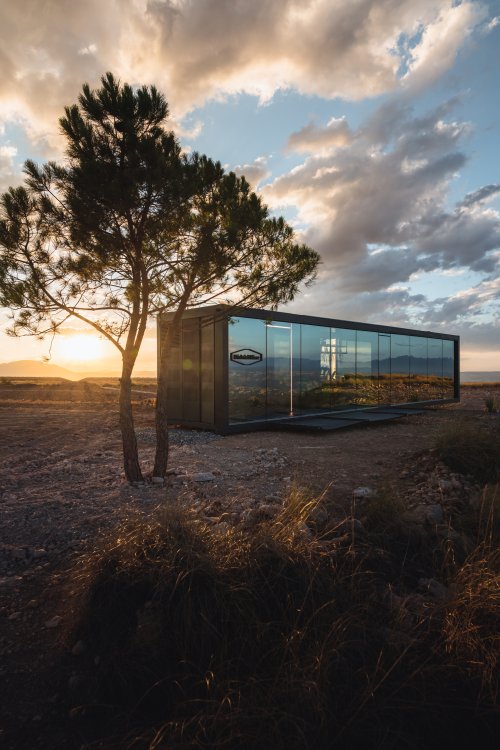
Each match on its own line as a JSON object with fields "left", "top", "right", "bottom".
{"left": 78, "top": 44, "right": 98, "bottom": 56}
{"left": 0, "top": 144, "right": 20, "bottom": 191}
{"left": 403, "top": 1, "right": 487, "bottom": 92}
{"left": 170, "top": 118, "right": 203, "bottom": 141}
{"left": 0, "top": 0, "right": 490, "bottom": 155}
{"left": 232, "top": 156, "right": 271, "bottom": 188}
{"left": 287, "top": 117, "right": 353, "bottom": 154}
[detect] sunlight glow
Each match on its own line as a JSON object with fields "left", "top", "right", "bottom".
{"left": 58, "top": 334, "right": 106, "bottom": 362}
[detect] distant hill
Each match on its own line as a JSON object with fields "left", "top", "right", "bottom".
{"left": 0, "top": 360, "right": 80, "bottom": 379}
{"left": 0, "top": 360, "right": 157, "bottom": 379}
{"left": 461, "top": 371, "right": 500, "bottom": 383}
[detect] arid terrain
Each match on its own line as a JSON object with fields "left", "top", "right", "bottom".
{"left": 0, "top": 379, "right": 499, "bottom": 749}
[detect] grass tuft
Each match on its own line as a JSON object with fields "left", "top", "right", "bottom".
{"left": 485, "top": 397, "right": 499, "bottom": 413}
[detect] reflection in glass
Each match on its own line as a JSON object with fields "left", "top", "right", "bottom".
{"left": 332, "top": 328, "right": 357, "bottom": 408}
{"left": 409, "top": 336, "right": 428, "bottom": 401}
{"left": 291, "top": 323, "right": 301, "bottom": 414}
{"left": 228, "top": 315, "right": 455, "bottom": 423}
{"left": 356, "top": 330, "right": 378, "bottom": 405}
{"left": 391, "top": 335, "right": 410, "bottom": 404}
{"left": 228, "top": 317, "right": 266, "bottom": 422}
{"left": 300, "top": 324, "right": 332, "bottom": 411}
{"left": 378, "top": 334, "right": 391, "bottom": 405}
{"left": 266, "top": 323, "right": 292, "bottom": 416}
{"left": 428, "top": 338, "right": 443, "bottom": 399}
{"left": 443, "top": 340, "right": 454, "bottom": 398}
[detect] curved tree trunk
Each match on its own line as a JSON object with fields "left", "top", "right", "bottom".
{"left": 119, "top": 355, "right": 143, "bottom": 482}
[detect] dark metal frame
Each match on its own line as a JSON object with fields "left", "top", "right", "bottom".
{"left": 159, "top": 304, "right": 460, "bottom": 433}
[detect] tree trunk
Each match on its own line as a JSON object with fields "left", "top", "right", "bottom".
{"left": 153, "top": 289, "right": 193, "bottom": 479}
{"left": 119, "top": 356, "right": 143, "bottom": 482}
{"left": 153, "top": 349, "right": 169, "bottom": 478}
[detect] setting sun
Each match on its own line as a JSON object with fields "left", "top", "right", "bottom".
{"left": 58, "top": 334, "right": 106, "bottom": 362}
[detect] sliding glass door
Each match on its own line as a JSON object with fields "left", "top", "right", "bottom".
{"left": 266, "top": 323, "right": 293, "bottom": 416}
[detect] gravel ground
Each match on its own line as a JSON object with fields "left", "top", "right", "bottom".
{"left": 0, "top": 385, "right": 497, "bottom": 749}
{"left": 135, "top": 427, "right": 223, "bottom": 446}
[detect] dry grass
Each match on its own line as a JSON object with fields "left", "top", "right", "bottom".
{"left": 434, "top": 419, "right": 500, "bottom": 484}
{"left": 462, "top": 382, "right": 500, "bottom": 388}
{"left": 62, "top": 484, "right": 500, "bottom": 750}
{"left": 485, "top": 397, "right": 500, "bottom": 413}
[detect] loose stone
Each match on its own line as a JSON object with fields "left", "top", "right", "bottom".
{"left": 191, "top": 472, "right": 216, "bottom": 482}
{"left": 71, "top": 640, "right": 86, "bottom": 656}
{"left": 45, "top": 615, "right": 63, "bottom": 629}
{"left": 353, "top": 486, "right": 374, "bottom": 499}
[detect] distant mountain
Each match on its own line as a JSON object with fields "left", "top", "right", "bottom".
{"left": 461, "top": 371, "right": 500, "bottom": 383}
{"left": 0, "top": 360, "right": 80, "bottom": 379}
{"left": 0, "top": 360, "right": 158, "bottom": 379}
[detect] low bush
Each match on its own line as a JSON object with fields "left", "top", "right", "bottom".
{"left": 65, "top": 497, "right": 500, "bottom": 750}
{"left": 434, "top": 419, "right": 500, "bottom": 484}
{"left": 485, "top": 397, "right": 499, "bottom": 413}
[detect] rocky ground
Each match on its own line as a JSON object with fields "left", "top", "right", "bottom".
{"left": 0, "top": 383, "right": 498, "bottom": 748}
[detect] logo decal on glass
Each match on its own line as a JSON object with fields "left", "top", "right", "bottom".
{"left": 230, "top": 348, "right": 263, "bottom": 365}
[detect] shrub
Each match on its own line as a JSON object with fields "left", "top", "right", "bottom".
{"left": 434, "top": 420, "right": 500, "bottom": 484}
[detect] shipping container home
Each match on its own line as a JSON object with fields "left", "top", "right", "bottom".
{"left": 157, "top": 305, "right": 460, "bottom": 433}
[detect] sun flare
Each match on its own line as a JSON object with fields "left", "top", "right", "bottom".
{"left": 58, "top": 334, "right": 106, "bottom": 363}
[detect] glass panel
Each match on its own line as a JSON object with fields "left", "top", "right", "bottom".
{"left": 427, "top": 338, "right": 443, "bottom": 399}
{"left": 356, "top": 330, "right": 378, "bottom": 405}
{"left": 332, "top": 328, "right": 357, "bottom": 409}
{"left": 378, "top": 334, "right": 391, "bottom": 405}
{"left": 228, "top": 317, "right": 454, "bottom": 421}
{"left": 443, "top": 340, "right": 455, "bottom": 398}
{"left": 291, "top": 323, "right": 301, "bottom": 415}
{"left": 409, "top": 336, "right": 428, "bottom": 402}
{"left": 228, "top": 317, "right": 267, "bottom": 422}
{"left": 266, "top": 323, "right": 292, "bottom": 416}
{"left": 390, "top": 334, "right": 410, "bottom": 404}
{"left": 299, "top": 324, "right": 332, "bottom": 411}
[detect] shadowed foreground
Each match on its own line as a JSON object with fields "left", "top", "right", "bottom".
{"left": 65, "top": 476, "right": 500, "bottom": 750}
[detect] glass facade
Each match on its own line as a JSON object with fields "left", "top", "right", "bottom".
{"left": 228, "top": 315, "right": 457, "bottom": 424}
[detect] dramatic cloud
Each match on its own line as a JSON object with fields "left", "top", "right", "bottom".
{"left": 271, "top": 92, "right": 500, "bottom": 340}
{"left": 266, "top": 97, "right": 500, "bottom": 294}
{"left": 0, "top": 0, "right": 489, "bottom": 152}
{"left": 0, "top": 0, "right": 497, "bottom": 363}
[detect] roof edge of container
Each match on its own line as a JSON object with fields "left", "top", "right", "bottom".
{"left": 158, "top": 304, "right": 459, "bottom": 342}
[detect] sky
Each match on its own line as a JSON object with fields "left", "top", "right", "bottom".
{"left": 0, "top": 0, "right": 499, "bottom": 373}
